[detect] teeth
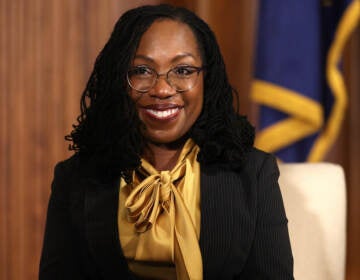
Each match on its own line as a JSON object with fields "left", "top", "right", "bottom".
{"left": 146, "top": 108, "right": 179, "bottom": 118}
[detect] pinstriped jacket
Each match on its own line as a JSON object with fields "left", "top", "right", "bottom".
{"left": 39, "top": 148, "right": 294, "bottom": 279}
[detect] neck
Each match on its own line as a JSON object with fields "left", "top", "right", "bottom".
{"left": 142, "top": 139, "right": 187, "bottom": 171}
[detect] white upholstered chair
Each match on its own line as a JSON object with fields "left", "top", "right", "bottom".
{"left": 278, "top": 163, "right": 346, "bottom": 280}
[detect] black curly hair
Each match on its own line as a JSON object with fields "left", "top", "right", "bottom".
{"left": 65, "top": 4, "right": 254, "bottom": 179}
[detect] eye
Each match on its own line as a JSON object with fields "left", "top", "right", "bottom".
{"left": 129, "top": 66, "right": 154, "bottom": 77}
{"left": 172, "top": 66, "right": 198, "bottom": 76}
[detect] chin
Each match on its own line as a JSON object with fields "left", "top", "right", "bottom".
{"left": 145, "top": 132, "right": 189, "bottom": 146}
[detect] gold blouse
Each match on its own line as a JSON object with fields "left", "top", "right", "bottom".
{"left": 118, "top": 139, "right": 203, "bottom": 280}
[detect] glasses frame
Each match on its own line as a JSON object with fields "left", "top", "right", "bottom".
{"left": 126, "top": 65, "right": 204, "bottom": 93}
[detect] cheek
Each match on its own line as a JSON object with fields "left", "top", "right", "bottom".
{"left": 192, "top": 84, "right": 204, "bottom": 115}
{"left": 193, "top": 96, "right": 203, "bottom": 115}
{"left": 186, "top": 93, "right": 203, "bottom": 124}
{"left": 129, "top": 90, "right": 141, "bottom": 103}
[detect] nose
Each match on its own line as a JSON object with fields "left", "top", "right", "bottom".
{"left": 149, "top": 74, "right": 176, "bottom": 99}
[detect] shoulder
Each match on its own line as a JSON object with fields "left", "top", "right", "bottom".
{"left": 242, "top": 147, "right": 278, "bottom": 176}
{"left": 50, "top": 153, "right": 84, "bottom": 200}
{"left": 236, "top": 147, "right": 280, "bottom": 197}
{"left": 200, "top": 147, "right": 277, "bottom": 179}
{"left": 54, "top": 153, "right": 81, "bottom": 173}
{"left": 52, "top": 154, "right": 82, "bottom": 183}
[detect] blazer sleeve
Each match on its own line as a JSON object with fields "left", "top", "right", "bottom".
{"left": 39, "top": 161, "right": 88, "bottom": 280}
{"left": 239, "top": 154, "right": 294, "bottom": 279}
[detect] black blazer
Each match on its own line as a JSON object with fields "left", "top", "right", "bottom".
{"left": 39, "top": 148, "right": 294, "bottom": 280}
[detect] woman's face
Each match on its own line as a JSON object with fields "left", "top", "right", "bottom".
{"left": 129, "top": 19, "right": 204, "bottom": 144}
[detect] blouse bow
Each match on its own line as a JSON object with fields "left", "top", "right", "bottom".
{"left": 124, "top": 140, "right": 203, "bottom": 280}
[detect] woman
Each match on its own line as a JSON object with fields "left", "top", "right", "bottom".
{"left": 39, "top": 4, "right": 294, "bottom": 280}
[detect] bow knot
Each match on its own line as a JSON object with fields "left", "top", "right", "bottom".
{"left": 122, "top": 139, "right": 203, "bottom": 279}
{"left": 125, "top": 167, "right": 184, "bottom": 233}
{"left": 159, "top": 171, "right": 172, "bottom": 202}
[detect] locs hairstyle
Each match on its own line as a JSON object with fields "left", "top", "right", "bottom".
{"left": 66, "top": 4, "right": 254, "bottom": 178}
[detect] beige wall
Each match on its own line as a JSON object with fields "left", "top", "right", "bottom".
{"left": 1, "top": 0, "right": 359, "bottom": 279}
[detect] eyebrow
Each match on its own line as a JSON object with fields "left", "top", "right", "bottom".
{"left": 133, "top": 53, "right": 198, "bottom": 64}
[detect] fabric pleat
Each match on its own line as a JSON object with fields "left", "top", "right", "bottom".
{"left": 118, "top": 139, "right": 203, "bottom": 280}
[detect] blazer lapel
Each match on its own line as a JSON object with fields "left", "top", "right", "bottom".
{"left": 199, "top": 165, "right": 254, "bottom": 279}
{"left": 84, "top": 176, "right": 130, "bottom": 278}
{"left": 199, "top": 165, "right": 236, "bottom": 279}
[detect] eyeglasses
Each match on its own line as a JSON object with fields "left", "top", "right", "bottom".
{"left": 127, "top": 65, "right": 204, "bottom": 93}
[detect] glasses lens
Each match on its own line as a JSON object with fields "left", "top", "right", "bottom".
{"left": 168, "top": 66, "right": 201, "bottom": 92}
{"left": 127, "top": 66, "right": 155, "bottom": 92}
{"left": 127, "top": 66, "right": 202, "bottom": 93}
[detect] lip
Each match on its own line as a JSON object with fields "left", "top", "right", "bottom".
{"left": 141, "top": 104, "right": 183, "bottom": 121}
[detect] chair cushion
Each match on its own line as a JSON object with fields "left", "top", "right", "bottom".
{"left": 278, "top": 163, "right": 346, "bottom": 280}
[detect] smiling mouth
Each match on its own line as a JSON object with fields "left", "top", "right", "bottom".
{"left": 145, "top": 108, "right": 181, "bottom": 119}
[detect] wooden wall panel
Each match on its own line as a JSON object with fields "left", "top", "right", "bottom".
{"left": 344, "top": 25, "right": 360, "bottom": 280}
{"left": 0, "top": 1, "right": 160, "bottom": 279}
{"left": 194, "top": 0, "right": 259, "bottom": 121}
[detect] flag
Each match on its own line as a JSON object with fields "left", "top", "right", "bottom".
{"left": 251, "top": 0, "right": 360, "bottom": 162}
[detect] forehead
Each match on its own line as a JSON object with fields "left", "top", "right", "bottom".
{"left": 135, "top": 19, "right": 202, "bottom": 62}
